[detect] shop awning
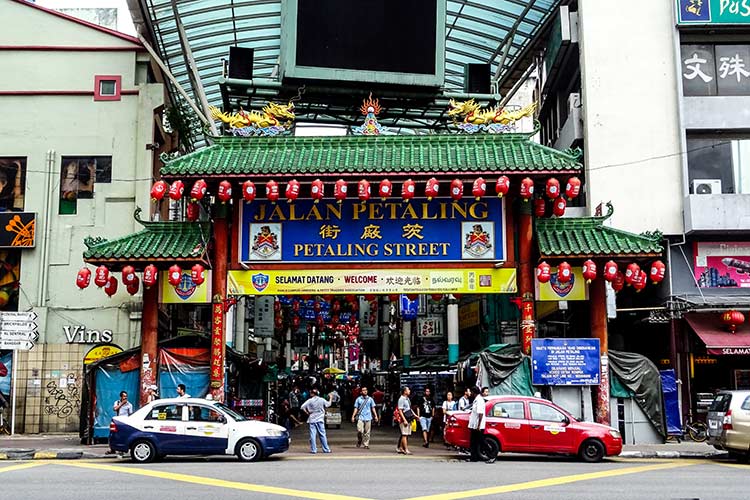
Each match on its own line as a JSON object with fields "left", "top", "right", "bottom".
{"left": 160, "top": 134, "right": 582, "bottom": 179}
{"left": 536, "top": 202, "right": 663, "bottom": 259}
{"left": 685, "top": 313, "right": 750, "bottom": 356}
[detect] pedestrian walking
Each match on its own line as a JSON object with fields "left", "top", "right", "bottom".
{"left": 468, "top": 386, "right": 487, "bottom": 462}
{"left": 416, "top": 387, "right": 435, "bottom": 448}
{"left": 113, "top": 391, "right": 133, "bottom": 416}
{"left": 176, "top": 383, "right": 191, "bottom": 398}
{"left": 352, "top": 386, "right": 379, "bottom": 449}
{"left": 300, "top": 389, "right": 333, "bottom": 454}
{"left": 396, "top": 386, "right": 413, "bottom": 455}
{"left": 458, "top": 387, "right": 471, "bottom": 411}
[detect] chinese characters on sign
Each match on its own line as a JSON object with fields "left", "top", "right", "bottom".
{"left": 210, "top": 303, "right": 224, "bottom": 389}
{"left": 682, "top": 44, "right": 750, "bottom": 96}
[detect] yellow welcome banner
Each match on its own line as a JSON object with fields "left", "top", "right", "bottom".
{"left": 228, "top": 268, "right": 516, "bottom": 295}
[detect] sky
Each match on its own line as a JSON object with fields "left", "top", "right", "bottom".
{"left": 34, "top": 0, "right": 137, "bottom": 36}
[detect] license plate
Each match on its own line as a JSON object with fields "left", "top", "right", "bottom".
{"left": 708, "top": 420, "right": 718, "bottom": 429}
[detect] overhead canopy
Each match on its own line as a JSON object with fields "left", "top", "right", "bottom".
{"left": 685, "top": 313, "right": 750, "bottom": 356}
{"left": 160, "top": 133, "right": 582, "bottom": 179}
{"left": 83, "top": 209, "right": 210, "bottom": 267}
{"left": 128, "top": 0, "right": 560, "bottom": 140}
{"left": 536, "top": 203, "right": 663, "bottom": 259}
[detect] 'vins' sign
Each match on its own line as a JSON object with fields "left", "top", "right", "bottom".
{"left": 63, "top": 325, "right": 113, "bottom": 344}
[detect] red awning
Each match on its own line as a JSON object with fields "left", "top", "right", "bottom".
{"left": 685, "top": 313, "right": 750, "bottom": 355}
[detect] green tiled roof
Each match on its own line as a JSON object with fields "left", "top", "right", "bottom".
{"left": 160, "top": 134, "right": 582, "bottom": 178}
{"left": 83, "top": 210, "right": 210, "bottom": 265}
{"left": 536, "top": 203, "right": 663, "bottom": 258}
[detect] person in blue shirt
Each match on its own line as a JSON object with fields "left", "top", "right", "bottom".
{"left": 351, "top": 386, "right": 379, "bottom": 449}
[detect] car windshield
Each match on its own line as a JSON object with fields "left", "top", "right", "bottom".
{"left": 213, "top": 402, "right": 247, "bottom": 421}
{"left": 709, "top": 393, "right": 732, "bottom": 413}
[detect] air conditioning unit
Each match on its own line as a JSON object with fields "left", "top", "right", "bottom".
{"left": 567, "top": 92, "right": 581, "bottom": 114}
{"left": 691, "top": 179, "right": 722, "bottom": 195}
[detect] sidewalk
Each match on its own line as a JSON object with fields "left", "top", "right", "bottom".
{"left": 0, "top": 425, "right": 727, "bottom": 460}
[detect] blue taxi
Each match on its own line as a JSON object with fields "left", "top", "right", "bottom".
{"left": 109, "top": 398, "right": 289, "bottom": 463}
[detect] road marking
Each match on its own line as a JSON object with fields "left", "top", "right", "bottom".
{"left": 33, "top": 452, "right": 58, "bottom": 459}
{"left": 0, "top": 462, "right": 46, "bottom": 473}
{"left": 58, "top": 461, "right": 374, "bottom": 500}
{"left": 403, "top": 460, "right": 699, "bottom": 500}
{"left": 285, "top": 454, "right": 449, "bottom": 461}
{"left": 712, "top": 461, "right": 750, "bottom": 470}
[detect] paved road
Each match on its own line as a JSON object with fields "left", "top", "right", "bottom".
{"left": 1, "top": 454, "right": 747, "bottom": 500}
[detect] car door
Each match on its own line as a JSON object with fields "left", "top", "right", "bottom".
{"left": 143, "top": 403, "right": 187, "bottom": 454}
{"left": 185, "top": 404, "right": 230, "bottom": 455}
{"left": 527, "top": 401, "right": 574, "bottom": 453}
{"left": 707, "top": 392, "right": 731, "bottom": 442}
{"left": 484, "top": 400, "right": 529, "bottom": 452}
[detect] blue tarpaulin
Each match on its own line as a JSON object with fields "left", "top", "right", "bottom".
{"left": 158, "top": 349, "right": 210, "bottom": 400}
{"left": 94, "top": 364, "right": 139, "bottom": 439}
{"left": 661, "top": 369, "right": 682, "bottom": 435}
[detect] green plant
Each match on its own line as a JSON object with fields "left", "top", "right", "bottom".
{"left": 165, "top": 101, "right": 198, "bottom": 153}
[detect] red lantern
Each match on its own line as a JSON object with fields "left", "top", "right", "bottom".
{"left": 104, "top": 276, "right": 118, "bottom": 297}
{"left": 425, "top": 177, "right": 439, "bottom": 201}
{"left": 388, "top": 294, "right": 399, "bottom": 302}
{"left": 168, "top": 180, "right": 184, "bottom": 201}
{"left": 322, "top": 294, "right": 334, "bottom": 302}
{"left": 450, "top": 179, "right": 464, "bottom": 201}
{"left": 552, "top": 196, "right": 567, "bottom": 217}
{"left": 603, "top": 261, "right": 618, "bottom": 282}
{"left": 722, "top": 310, "right": 746, "bottom": 333}
{"left": 406, "top": 293, "right": 419, "bottom": 301}
{"left": 557, "top": 262, "right": 572, "bottom": 283}
{"left": 143, "top": 264, "right": 158, "bottom": 288}
{"left": 546, "top": 178, "right": 560, "bottom": 199}
{"left": 431, "top": 294, "right": 443, "bottom": 302}
{"left": 520, "top": 177, "right": 534, "bottom": 201}
{"left": 186, "top": 202, "right": 200, "bottom": 222}
{"left": 472, "top": 177, "right": 487, "bottom": 200}
{"left": 650, "top": 260, "right": 666, "bottom": 284}
{"left": 292, "top": 300, "right": 301, "bottom": 313}
{"left": 76, "top": 267, "right": 91, "bottom": 289}
{"left": 121, "top": 265, "right": 137, "bottom": 286}
{"left": 275, "top": 315, "right": 285, "bottom": 330}
{"left": 401, "top": 179, "right": 416, "bottom": 202}
{"left": 94, "top": 265, "right": 109, "bottom": 288}
{"left": 191, "top": 263, "right": 205, "bottom": 286}
{"left": 625, "top": 263, "right": 641, "bottom": 285}
{"left": 283, "top": 179, "right": 299, "bottom": 203}
{"left": 452, "top": 293, "right": 463, "bottom": 300}
{"left": 151, "top": 180, "right": 168, "bottom": 201}
{"left": 190, "top": 179, "right": 207, "bottom": 202}
{"left": 292, "top": 315, "right": 301, "bottom": 329}
{"left": 242, "top": 180, "right": 256, "bottom": 203}
{"left": 358, "top": 179, "right": 371, "bottom": 203}
{"left": 217, "top": 180, "right": 232, "bottom": 203}
{"left": 379, "top": 179, "right": 392, "bottom": 200}
{"left": 565, "top": 177, "right": 581, "bottom": 199}
{"left": 582, "top": 260, "right": 597, "bottom": 283}
{"left": 536, "top": 261, "right": 551, "bottom": 283}
{"left": 126, "top": 276, "right": 140, "bottom": 296}
{"left": 534, "top": 198, "right": 546, "bottom": 218}
{"left": 310, "top": 178, "right": 324, "bottom": 203}
{"left": 633, "top": 270, "right": 648, "bottom": 292}
{"left": 334, "top": 179, "right": 348, "bottom": 204}
{"left": 612, "top": 272, "right": 626, "bottom": 292}
{"left": 168, "top": 264, "right": 182, "bottom": 287}
{"left": 364, "top": 294, "right": 376, "bottom": 302}
{"left": 495, "top": 176, "right": 510, "bottom": 198}
{"left": 266, "top": 180, "right": 279, "bottom": 203}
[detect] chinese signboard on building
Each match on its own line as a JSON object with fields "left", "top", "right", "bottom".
{"left": 239, "top": 198, "right": 505, "bottom": 263}
{"left": 694, "top": 242, "right": 750, "bottom": 288}
{"left": 531, "top": 338, "right": 601, "bottom": 386}
{"left": 681, "top": 44, "right": 750, "bottom": 96}
{"left": 677, "top": 0, "right": 750, "bottom": 25}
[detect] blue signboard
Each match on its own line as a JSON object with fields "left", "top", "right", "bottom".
{"left": 238, "top": 198, "right": 505, "bottom": 263}
{"left": 531, "top": 338, "right": 601, "bottom": 386}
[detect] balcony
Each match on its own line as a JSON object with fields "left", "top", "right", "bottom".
{"left": 684, "top": 194, "right": 750, "bottom": 233}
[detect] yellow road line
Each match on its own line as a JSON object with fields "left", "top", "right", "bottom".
{"left": 403, "top": 460, "right": 699, "bottom": 500}
{"left": 0, "top": 462, "right": 46, "bottom": 473}
{"left": 58, "top": 461, "right": 374, "bottom": 500}
{"left": 33, "top": 452, "right": 58, "bottom": 459}
{"left": 712, "top": 461, "right": 750, "bottom": 470}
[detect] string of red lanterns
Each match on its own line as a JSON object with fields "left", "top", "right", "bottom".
{"left": 75, "top": 261, "right": 209, "bottom": 297}
{"left": 534, "top": 259, "right": 666, "bottom": 293}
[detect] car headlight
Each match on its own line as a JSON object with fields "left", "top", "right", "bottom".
{"left": 609, "top": 429, "right": 621, "bottom": 439}
{"left": 266, "top": 429, "right": 285, "bottom": 437}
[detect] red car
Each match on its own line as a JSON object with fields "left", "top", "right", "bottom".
{"left": 444, "top": 396, "right": 622, "bottom": 462}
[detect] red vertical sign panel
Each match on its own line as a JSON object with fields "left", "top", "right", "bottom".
{"left": 210, "top": 302, "right": 225, "bottom": 392}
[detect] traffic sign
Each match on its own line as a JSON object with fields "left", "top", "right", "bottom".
{"left": 0, "top": 321, "right": 37, "bottom": 331}
{"left": 0, "top": 339, "right": 34, "bottom": 350}
{"left": 0, "top": 311, "right": 37, "bottom": 321}
{"left": 0, "top": 330, "right": 37, "bottom": 341}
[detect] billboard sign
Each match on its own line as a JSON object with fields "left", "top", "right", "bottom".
{"left": 694, "top": 242, "right": 750, "bottom": 288}
{"left": 531, "top": 338, "right": 601, "bottom": 386}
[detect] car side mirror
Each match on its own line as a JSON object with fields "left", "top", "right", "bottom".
{"left": 562, "top": 416, "right": 570, "bottom": 426}
{"left": 219, "top": 416, "right": 227, "bottom": 424}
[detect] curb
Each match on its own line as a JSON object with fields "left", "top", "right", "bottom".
{"left": 619, "top": 450, "right": 728, "bottom": 459}
{"left": 0, "top": 449, "right": 111, "bottom": 460}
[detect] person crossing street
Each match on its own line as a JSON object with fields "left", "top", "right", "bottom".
{"left": 351, "top": 386, "right": 379, "bottom": 449}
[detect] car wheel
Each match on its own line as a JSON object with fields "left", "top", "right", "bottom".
{"left": 479, "top": 436, "right": 500, "bottom": 461}
{"left": 579, "top": 439, "right": 605, "bottom": 463}
{"left": 130, "top": 440, "right": 156, "bottom": 463}
{"left": 236, "top": 438, "right": 263, "bottom": 462}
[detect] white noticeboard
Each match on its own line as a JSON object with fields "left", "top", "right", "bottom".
{"left": 0, "top": 310, "right": 37, "bottom": 436}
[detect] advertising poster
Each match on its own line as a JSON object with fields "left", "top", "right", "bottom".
{"left": 0, "top": 157, "right": 26, "bottom": 211}
{"left": 694, "top": 242, "right": 750, "bottom": 288}
{"left": 535, "top": 267, "right": 588, "bottom": 301}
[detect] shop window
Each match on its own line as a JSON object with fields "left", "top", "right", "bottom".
{"left": 94, "top": 75, "right": 121, "bottom": 101}
{"left": 687, "top": 137, "right": 750, "bottom": 194}
{"left": 59, "top": 156, "right": 112, "bottom": 215}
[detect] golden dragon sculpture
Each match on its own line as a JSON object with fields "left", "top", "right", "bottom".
{"left": 448, "top": 99, "right": 537, "bottom": 126}
{"left": 209, "top": 101, "right": 296, "bottom": 133}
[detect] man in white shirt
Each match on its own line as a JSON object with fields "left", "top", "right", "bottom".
{"left": 176, "top": 384, "right": 191, "bottom": 398}
{"left": 468, "top": 386, "right": 486, "bottom": 462}
{"left": 458, "top": 387, "right": 471, "bottom": 411}
{"left": 300, "top": 389, "right": 333, "bottom": 453}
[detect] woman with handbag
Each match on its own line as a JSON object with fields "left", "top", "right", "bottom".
{"left": 396, "top": 386, "right": 414, "bottom": 455}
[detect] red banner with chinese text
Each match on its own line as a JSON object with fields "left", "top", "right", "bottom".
{"left": 210, "top": 302, "right": 225, "bottom": 389}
